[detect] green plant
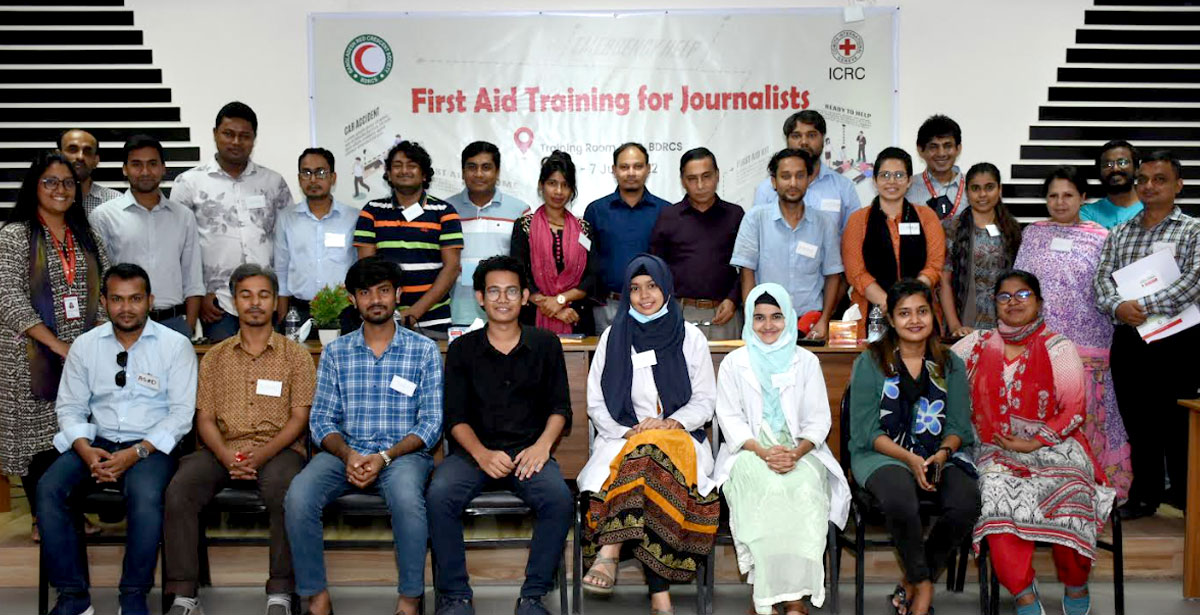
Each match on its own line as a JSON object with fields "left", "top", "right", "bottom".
{"left": 309, "top": 284, "right": 351, "bottom": 328}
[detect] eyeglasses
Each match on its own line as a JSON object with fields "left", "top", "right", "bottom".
{"left": 40, "top": 177, "right": 77, "bottom": 191}
{"left": 115, "top": 351, "right": 128, "bottom": 387}
{"left": 996, "top": 289, "right": 1034, "bottom": 304}
{"left": 485, "top": 287, "right": 522, "bottom": 301}
{"left": 1103, "top": 158, "right": 1132, "bottom": 169}
{"left": 877, "top": 171, "right": 908, "bottom": 182}
{"left": 299, "top": 169, "right": 331, "bottom": 179}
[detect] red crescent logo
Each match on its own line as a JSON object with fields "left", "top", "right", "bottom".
{"left": 353, "top": 43, "right": 379, "bottom": 76}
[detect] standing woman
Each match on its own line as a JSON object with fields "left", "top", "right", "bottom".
{"left": 510, "top": 150, "right": 598, "bottom": 334}
{"left": 952, "top": 271, "right": 1115, "bottom": 615}
{"left": 1013, "top": 166, "right": 1132, "bottom": 501}
{"left": 939, "top": 163, "right": 1022, "bottom": 336}
{"left": 0, "top": 152, "right": 109, "bottom": 541}
{"left": 843, "top": 148, "right": 946, "bottom": 338}
{"left": 713, "top": 282, "right": 850, "bottom": 615}
{"left": 579, "top": 254, "right": 718, "bottom": 615}
{"left": 847, "top": 279, "right": 978, "bottom": 615}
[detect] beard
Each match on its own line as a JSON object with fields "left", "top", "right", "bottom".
{"left": 1103, "top": 172, "right": 1133, "bottom": 195}
{"left": 360, "top": 306, "right": 395, "bottom": 325}
{"left": 111, "top": 315, "right": 148, "bottom": 333}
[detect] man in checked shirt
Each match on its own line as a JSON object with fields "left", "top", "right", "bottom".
{"left": 284, "top": 257, "right": 443, "bottom": 615}
{"left": 1094, "top": 150, "right": 1198, "bottom": 521}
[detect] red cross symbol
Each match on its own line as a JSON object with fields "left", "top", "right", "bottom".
{"left": 839, "top": 38, "right": 857, "bottom": 56}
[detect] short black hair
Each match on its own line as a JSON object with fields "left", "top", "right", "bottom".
{"left": 102, "top": 263, "right": 151, "bottom": 296}
{"left": 768, "top": 148, "right": 814, "bottom": 177}
{"left": 612, "top": 142, "right": 648, "bottom": 166}
{"left": 472, "top": 255, "right": 526, "bottom": 293}
{"left": 679, "top": 147, "right": 718, "bottom": 174}
{"left": 874, "top": 147, "right": 914, "bottom": 178}
{"left": 1096, "top": 139, "right": 1139, "bottom": 171}
{"left": 783, "top": 110, "right": 827, "bottom": 138}
{"left": 461, "top": 141, "right": 500, "bottom": 169}
{"left": 228, "top": 263, "right": 279, "bottom": 297}
{"left": 345, "top": 256, "right": 402, "bottom": 294}
{"left": 916, "top": 114, "right": 962, "bottom": 148}
{"left": 386, "top": 140, "right": 434, "bottom": 190}
{"left": 994, "top": 269, "right": 1043, "bottom": 302}
{"left": 214, "top": 101, "right": 258, "bottom": 133}
{"left": 1141, "top": 149, "right": 1183, "bottom": 181}
{"left": 1042, "top": 165, "right": 1089, "bottom": 200}
{"left": 122, "top": 134, "right": 164, "bottom": 164}
{"left": 298, "top": 147, "right": 335, "bottom": 172}
{"left": 539, "top": 150, "right": 577, "bottom": 202}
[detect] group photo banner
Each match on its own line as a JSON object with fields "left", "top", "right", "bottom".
{"left": 309, "top": 8, "right": 898, "bottom": 212}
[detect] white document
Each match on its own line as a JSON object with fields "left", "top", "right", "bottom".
{"left": 898, "top": 222, "right": 920, "bottom": 236}
{"left": 401, "top": 203, "right": 424, "bottom": 222}
{"left": 256, "top": 379, "right": 283, "bottom": 397}
{"left": 820, "top": 198, "right": 841, "bottom": 212}
{"left": 1112, "top": 249, "right": 1200, "bottom": 342}
{"left": 795, "top": 241, "right": 818, "bottom": 258}
{"left": 324, "top": 233, "right": 346, "bottom": 248}
{"left": 578, "top": 235, "right": 592, "bottom": 251}
{"left": 1049, "top": 238, "right": 1073, "bottom": 252}
{"left": 631, "top": 349, "right": 657, "bottom": 369}
{"left": 985, "top": 224, "right": 1000, "bottom": 237}
{"left": 390, "top": 375, "right": 416, "bottom": 396}
{"left": 245, "top": 195, "right": 267, "bottom": 209}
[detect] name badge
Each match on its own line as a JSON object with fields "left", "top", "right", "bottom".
{"left": 63, "top": 295, "right": 82, "bottom": 320}
{"left": 324, "top": 232, "right": 346, "bottom": 248}
{"left": 245, "top": 195, "right": 267, "bottom": 209}
{"left": 771, "top": 372, "right": 792, "bottom": 390}
{"left": 898, "top": 222, "right": 921, "bottom": 236}
{"left": 578, "top": 235, "right": 592, "bottom": 251}
{"left": 795, "top": 240, "right": 819, "bottom": 258}
{"left": 820, "top": 198, "right": 841, "bottom": 213}
{"left": 1151, "top": 241, "right": 1177, "bottom": 258}
{"left": 390, "top": 375, "right": 416, "bottom": 396}
{"left": 401, "top": 203, "right": 424, "bottom": 222}
{"left": 256, "top": 379, "right": 283, "bottom": 397}
{"left": 631, "top": 349, "right": 657, "bottom": 369}
{"left": 1049, "top": 237, "right": 1074, "bottom": 252}
{"left": 985, "top": 224, "right": 1000, "bottom": 237}
{"left": 136, "top": 373, "right": 160, "bottom": 391}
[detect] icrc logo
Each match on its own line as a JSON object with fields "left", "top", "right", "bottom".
{"left": 344, "top": 34, "right": 393, "bottom": 85}
{"left": 830, "top": 30, "right": 864, "bottom": 65}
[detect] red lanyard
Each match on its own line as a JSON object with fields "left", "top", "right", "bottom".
{"left": 41, "top": 217, "right": 77, "bottom": 286}
{"left": 923, "top": 170, "right": 964, "bottom": 214}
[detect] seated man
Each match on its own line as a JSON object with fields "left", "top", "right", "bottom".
{"left": 427, "top": 255, "right": 573, "bottom": 615}
{"left": 163, "top": 263, "right": 316, "bottom": 615}
{"left": 284, "top": 257, "right": 443, "bottom": 615}
{"left": 37, "top": 263, "right": 197, "bottom": 615}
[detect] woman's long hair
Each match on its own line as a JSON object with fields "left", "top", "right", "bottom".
{"left": 948, "top": 163, "right": 1021, "bottom": 316}
{"left": 868, "top": 279, "right": 951, "bottom": 377}
{"left": 6, "top": 151, "right": 100, "bottom": 255}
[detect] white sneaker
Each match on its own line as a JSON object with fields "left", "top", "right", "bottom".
{"left": 165, "top": 596, "right": 204, "bottom": 615}
{"left": 265, "top": 594, "right": 292, "bottom": 615}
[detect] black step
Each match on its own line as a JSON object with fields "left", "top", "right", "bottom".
{"left": 1011, "top": 164, "right": 1200, "bottom": 180}
{"left": 1067, "top": 48, "right": 1200, "bottom": 64}
{"left": 1076, "top": 29, "right": 1200, "bottom": 45}
{"left": 0, "top": 68, "right": 162, "bottom": 84}
{"left": 1, "top": 88, "right": 171, "bottom": 103}
{"left": 1031, "top": 125, "right": 1200, "bottom": 141}
{"left": 0, "top": 10, "right": 133, "bottom": 25}
{"left": 1094, "top": 0, "right": 1200, "bottom": 6}
{"left": 2, "top": 107, "right": 180, "bottom": 122}
{"left": 0, "top": 29, "right": 142, "bottom": 45}
{"left": 1048, "top": 86, "right": 1200, "bottom": 103}
{"left": 0, "top": 166, "right": 185, "bottom": 184}
{"left": 0, "top": 146, "right": 200, "bottom": 163}
{"left": 0, "top": 49, "right": 151, "bottom": 65}
{"left": 0, "top": 0, "right": 124, "bottom": 4}
{"left": 1039, "top": 106, "right": 1200, "bottom": 122}
{"left": 0, "top": 127, "right": 190, "bottom": 143}
{"left": 1003, "top": 182, "right": 1200, "bottom": 199}
{"left": 1085, "top": 10, "right": 1200, "bottom": 25}
{"left": 1020, "top": 144, "right": 1200, "bottom": 159}
{"left": 1058, "top": 67, "right": 1200, "bottom": 83}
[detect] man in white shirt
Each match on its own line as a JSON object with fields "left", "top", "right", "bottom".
{"left": 905, "top": 114, "right": 966, "bottom": 220}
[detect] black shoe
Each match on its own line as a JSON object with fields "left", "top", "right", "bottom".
{"left": 1118, "top": 501, "right": 1156, "bottom": 520}
{"left": 515, "top": 597, "right": 551, "bottom": 615}
{"left": 434, "top": 597, "right": 474, "bottom": 615}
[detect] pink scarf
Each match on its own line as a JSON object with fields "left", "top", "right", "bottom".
{"left": 530, "top": 206, "right": 587, "bottom": 333}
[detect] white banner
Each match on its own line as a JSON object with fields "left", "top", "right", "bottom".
{"left": 310, "top": 9, "right": 897, "bottom": 213}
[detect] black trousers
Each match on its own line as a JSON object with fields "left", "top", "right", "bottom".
{"left": 1110, "top": 323, "right": 1199, "bottom": 509}
{"left": 864, "top": 464, "right": 980, "bottom": 584}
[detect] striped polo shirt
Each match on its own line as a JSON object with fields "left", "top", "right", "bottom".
{"left": 354, "top": 192, "right": 464, "bottom": 330}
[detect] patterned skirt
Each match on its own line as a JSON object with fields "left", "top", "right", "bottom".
{"left": 584, "top": 429, "right": 719, "bottom": 582}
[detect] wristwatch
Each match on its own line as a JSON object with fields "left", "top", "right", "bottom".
{"left": 378, "top": 450, "right": 392, "bottom": 467}
{"left": 555, "top": 293, "right": 567, "bottom": 305}
{"left": 133, "top": 443, "right": 149, "bottom": 459}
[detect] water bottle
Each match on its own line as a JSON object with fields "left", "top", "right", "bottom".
{"left": 866, "top": 305, "right": 887, "bottom": 344}
{"left": 284, "top": 307, "right": 301, "bottom": 341}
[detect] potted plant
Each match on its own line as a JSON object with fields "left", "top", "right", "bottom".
{"left": 309, "top": 284, "right": 351, "bottom": 345}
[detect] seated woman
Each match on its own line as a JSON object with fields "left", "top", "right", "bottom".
{"left": 847, "top": 279, "right": 978, "bottom": 615}
{"left": 951, "top": 270, "right": 1116, "bottom": 615}
{"left": 712, "top": 282, "right": 851, "bottom": 615}
{"left": 579, "top": 253, "right": 718, "bottom": 615}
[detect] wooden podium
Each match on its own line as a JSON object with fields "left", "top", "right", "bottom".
{"left": 1176, "top": 398, "right": 1200, "bottom": 598}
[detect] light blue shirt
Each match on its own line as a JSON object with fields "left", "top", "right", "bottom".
{"left": 906, "top": 167, "right": 967, "bottom": 218}
{"left": 273, "top": 199, "right": 359, "bottom": 301}
{"left": 751, "top": 162, "right": 863, "bottom": 233}
{"left": 730, "top": 203, "right": 844, "bottom": 314}
{"left": 443, "top": 189, "right": 530, "bottom": 325}
{"left": 1080, "top": 196, "right": 1143, "bottom": 229}
{"left": 53, "top": 320, "right": 197, "bottom": 453}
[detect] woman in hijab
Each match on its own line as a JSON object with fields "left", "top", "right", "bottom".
{"left": 712, "top": 283, "right": 851, "bottom": 615}
{"left": 578, "top": 253, "right": 718, "bottom": 615}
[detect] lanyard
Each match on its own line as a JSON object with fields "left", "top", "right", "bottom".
{"left": 922, "top": 170, "right": 964, "bottom": 214}
{"left": 40, "top": 216, "right": 77, "bottom": 286}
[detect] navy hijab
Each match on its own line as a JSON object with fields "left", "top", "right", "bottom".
{"left": 600, "top": 253, "right": 703, "bottom": 441}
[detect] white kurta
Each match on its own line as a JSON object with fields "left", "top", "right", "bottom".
{"left": 712, "top": 346, "right": 851, "bottom": 529}
{"left": 578, "top": 322, "right": 718, "bottom": 495}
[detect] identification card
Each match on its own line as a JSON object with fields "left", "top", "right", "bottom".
{"left": 1049, "top": 238, "right": 1074, "bottom": 252}
{"left": 578, "top": 235, "right": 592, "bottom": 251}
{"left": 771, "top": 372, "right": 792, "bottom": 390}
{"left": 256, "top": 379, "right": 283, "bottom": 397}
{"left": 401, "top": 203, "right": 424, "bottom": 222}
{"left": 245, "top": 195, "right": 267, "bottom": 209}
{"left": 898, "top": 222, "right": 921, "bottom": 236}
{"left": 631, "top": 349, "right": 658, "bottom": 369}
{"left": 795, "top": 241, "right": 819, "bottom": 258}
{"left": 985, "top": 224, "right": 1000, "bottom": 237}
{"left": 324, "top": 232, "right": 346, "bottom": 248}
{"left": 820, "top": 198, "right": 841, "bottom": 212}
{"left": 63, "top": 295, "right": 81, "bottom": 320}
{"left": 1151, "top": 241, "right": 1177, "bottom": 258}
{"left": 136, "top": 373, "right": 160, "bottom": 391}
{"left": 390, "top": 375, "right": 416, "bottom": 396}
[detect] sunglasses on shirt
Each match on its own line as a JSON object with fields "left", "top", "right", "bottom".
{"left": 115, "top": 351, "right": 128, "bottom": 387}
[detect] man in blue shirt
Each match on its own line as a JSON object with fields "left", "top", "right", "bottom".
{"left": 583, "top": 142, "right": 671, "bottom": 332}
{"left": 274, "top": 147, "right": 359, "bottom": 331}
{"left": 284, "top": 257, "right": 443, "bottom": 615}
{"left": 906, "top": 114, "right": 967, "bottom": 220}
{"left": 38, "top": 263, "right": 198, "bottom": 615}
{"left": 1081, "top": 140, "right": 1144, "bottom": 229}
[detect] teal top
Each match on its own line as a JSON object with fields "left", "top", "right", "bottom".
{"left": 846, "top": 350, "right": 974, "bottom": 483}
{"left": 1080, "top": 196, "right": 1143, "bottom": 230}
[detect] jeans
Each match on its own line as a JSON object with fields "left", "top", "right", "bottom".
{"left": 156, "top": 314, "right": 194, "bottom": 339}
{"left": 427, "top": 453, "right": 573, "bottom": 600}
{"left": 37, "top": 437, "right": 177, "bottom": 615}
{"left": 202, "top": 311, "right": 240, "bottom": 342}
{"left": 285, "top": 451, "right": 433, "bottom": 597}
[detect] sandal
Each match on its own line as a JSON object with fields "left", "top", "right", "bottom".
{"left": 582, "top": 556, "right": 619, "bottom": 596}
{"left": 650, "top": 610, "right": 674, "bottom": 615}
{"left": 888, "top": 584, "right": 910, "bottom": 615}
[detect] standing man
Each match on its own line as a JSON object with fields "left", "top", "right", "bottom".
{"left": 856, "top": 130, "right": 867, "bottom": 163}
{"left": 355, "top": 141, "right": 463, "bottom": 338}
{"left": 1082, "top": 140, "right": 1144, "bottom": 229}
{"left": 649, "top": 147, "right": 744, "bottom": 340}
{"left": 59, "top": 128, "right": 121, "bottom": 216}
{"left": 444, "top": 141, "right": 531, "bottom": 328}
{"left": 582, "top": 142, "right": 671, "bottom": 332}
{"left": 91, "top": 135, "right": 204, "bottom": 339}
{"left": 427, "top": 256, "right": 573, "bottom": 615}
{"left": 352, "top": 156, "right": 371, "bottom": 199}
{"left": 1096, "top": 151, "right": 1199, "bottom": 520}
{"left": 37, "top": 264, "right": 197, "bottom": 615}
{"left": 285, "top": 257, "right": 442, "bottom": 615}
{"left": 733, "top": 149, "right": 843, "bottom": 340}
{"left": 164, "top": 264, "right": 314, "bottom": 615}
{"left": 751, "top": 110, "right": 861, "bottom": 233}
{"left": 906, "top": 114, "right": 967, "bottom": 220}
{"left": 171, "top": 101, "right": 292, "bottom": 342}
{"left": 274, "top": 148, "right": 359, "bottom": 327}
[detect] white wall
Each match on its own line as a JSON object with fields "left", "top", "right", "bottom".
{"left": 130, "top": 0, "right": 1090, "bottom": 199}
